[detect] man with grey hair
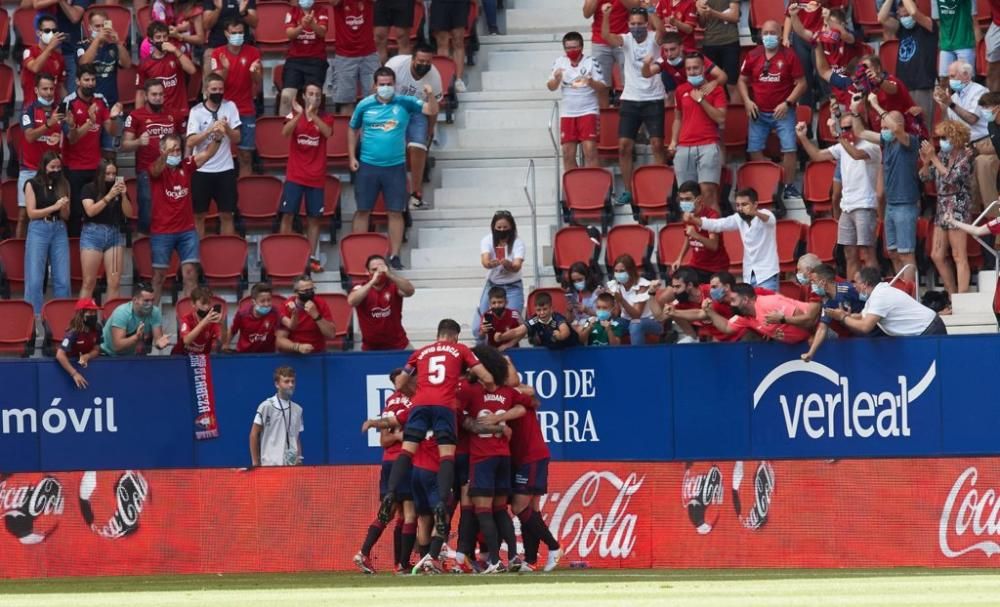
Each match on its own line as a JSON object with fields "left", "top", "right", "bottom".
{"left": 935, "top": 60, "right": 990, "bottom": 144}
{"left": 794, "top": 252, "right": 821, "bottom": 287}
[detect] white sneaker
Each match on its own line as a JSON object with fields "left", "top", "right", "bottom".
{"left": 480, "top": 560, "right": 502, "bottom": 574}
{"left": 454, "top": 78, "right": 467, "bottom": 93}
{"left": 411, "top": 553, "right": 431, "bottom": 575}
{"left": 544, "top": 548, "right": 562, "bottom": 572}
{"left": 676, "top": 333, "right": 698, "bottom": 344}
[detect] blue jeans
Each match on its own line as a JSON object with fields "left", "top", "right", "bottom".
{"left": 482, "top": 0, "right": 498, "bottom": 28}
{"left": 628, "top": 317, "right": 663, "bottom": 345}
{"left": 25, "top": 219, "right": 70, "bottom": 314}
{"left": 748, "top": 111, "right": 797, "bottom": 153}
{"left": 136, "top": 171, "right": 152, "bottom": 234}
{"left": 473, "top": 280, "right": 524, "bottom": 342}
{"left": 751, "top": 273, "right": 779, "bottom": 292}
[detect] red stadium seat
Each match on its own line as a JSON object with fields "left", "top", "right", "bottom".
{"left": 339, "top": 232, "right": 389, "bottom": 290}
{"left": 12, "top": 8, "right": 37, "bottom": 47}
{"left": 187, "top": 64, "right": 203, "bottom": 105}
{"left": 136, "top": 5, "right": 152, "bottom": 37}
{"left": 237, "top": 175, "right": 283, "bottom": 231}
{"left": 254, "top": 116, "right": 289, "bottom": 168}
{"left": 260, "top": 234, "right": 311, "bottom": 286}
{"left": 0, "top": 9, "right": 10, "bottom": 54}
{"left": 750, "top": 0, "right": 785, "bottom": 29}
{"left": 0, "top": 64, "right": 14, "bottom": 115}
{"left": 299, "top": 175, "right": 343, "bottom": 242}
{"left": 852, "top": 0, "right": 883, "bottom": 36}
{"left": 663, "top": 106, "right": 676, "bottom": 148}
{"left": 723, "top": 103, "right": 748, "bottom": 156}
{"left": 82, "top": 5, "right": 131, "bottom": 41}
{"left": 199, "top": 235, "right": 248, "bottom": 296}
{"left": 597, "top": 107, "right": 620, "bottom": 158}
{"left": 723, "top": 230, "right": 744, "bottom": 275}
{"left": 779, "top": 280, "right": 806, "bottom": 301}
{"left": 0, "top": 299, "right": 35, "bottom": 356}
{"left": 736, "top": 160, "right": 783, "bottom": 207}
{"left": 562, "top": 168, "right": 613, "bottom": 232}
{"left": 0, "top": 237, "right": 26, "bottom": 298}
{"left": 808, "top": 217, "right": 839, "bottom": 264}
{"left": 527, "top": 287, "right": 570, "bottom": 318}
{"left": 6, "top": 123, "right": 20, "bottom": 167}
{"left": 977, "top": 0, "right": 992, "bottom": 26}
{"left": 552, "top": 225, "right": 599, "bottom": 279}
{"left": 117, "top": 64, "right": 138, "bottom": 112}
{"left": 977, "top": 38, "right": 988, "bottom": 78}
{"left": 272, "top": 62, "right": 285, "bottom": 95}
{"left": 657, "top": 223, "right": 692, "bottom": 276}
{"left": 327, "top": 115, "right": 351, "bottom": 169}
{"left": 132, "top": 236, "right": 180, "bottom": 302}
{"left": 817, "top": 103, "right": 837, "bottom": 146}
{"left": 605, "top": 224, "right": 655, "bottom": 276}
{"left": 776, "top": 220, "right": 805, "bottom": 273}
{"left": 316, "top": 292, "right": 353, "bottom": 350}
{"left": 879, "top": 40, "right": 899, "bottom": 76}
{"left": 611, "top": 63, "right": 624, "bottom": 94}
{"left": 254, "top": 3, "right": 293, "bottom": 52}
{"left": 803, "top": 160, "right": 836, "bottom": 217}
{"left": 101, "top": 297, "right": 131, "bottom": 321}
{"left": 40, "top": 298, "right": 78, "bottom": 356}
{"left": 631, "top": 165, "right": 675, "bottom": 223}
{"left": 431, "top": 55, "right": 458, "bottom": 123}
{"left": 1, "top": 180, "right": 19, "bottom": 237}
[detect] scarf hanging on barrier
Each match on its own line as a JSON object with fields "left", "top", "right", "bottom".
{"left": 189, "top": 354, "right": 220, "bottom": 440}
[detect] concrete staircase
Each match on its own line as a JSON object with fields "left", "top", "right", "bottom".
{"left": 943, "top": 270, "right": 999, "bottom": 335}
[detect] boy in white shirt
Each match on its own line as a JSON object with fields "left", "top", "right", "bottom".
{"left": 250, "top": 366, "right": 304, "bottom": 467}
{"left": 547, "top": 31, "right": 606, "bottom": 171}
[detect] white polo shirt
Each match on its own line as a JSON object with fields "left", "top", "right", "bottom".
{"left": 828, "top": 140, "right": 881, "bottom": 212}
{"left": 700, "top": 209, "right": 779, "bottom": 284}
{"left": 186, "top": 100, "right": 241, "bottom": 173}
{"left": 862, "top": 282, "right": 937, "bottom": 336}
{"left": 948, "top": 80, "right": 990, "bottom": 142}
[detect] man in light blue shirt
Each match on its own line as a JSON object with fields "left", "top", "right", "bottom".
{"left": 348, "top": 66, "right": 439, "bottom": 270}
{"left": 101, "top": 282, "right": 171, "bottom": 356}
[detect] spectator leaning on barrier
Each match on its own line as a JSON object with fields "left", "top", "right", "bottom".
{"left": 22, "top": 14, "right": 67, "bottom": 106}
{"left": 477, "top": 286, "right": 522, "bottom": 351}
{"left": 18, "top": 73, "right": 64, "bottom": 240}
{"left": 648, "top": 267, "right": 712, "bottom": 343}
{"left": 576, "top": 291, "right": 626, "bottom": 345}
{"left": 348, "top": 254, "right": 415, "bottom": 351}
{"left": 522, "top": 291, "right": 578, "bottom": 349}
{"left": 800, "top": 263, "right": 865, "bottom": 362}
{"left": 280, "top": 0, "right": 330, "bottom": 117}
{"left": 332, "top": 0, "right": 379, "bottom": 115}
{"left": 277, "top": 276, "right": 337, "bottom": 354}
{"left": 703, "top": 282, "right": 813, "bottom": 343}
{"left": 685, "top": 188, "right": 779, "bottom": 291}
{"left": 250, "top": 366, "right": 304, "bottom": 467}
{"left": 173, "top": 286, "right": 224, "bottom": 355}
{"left": 78, "top": 9, "right": 132, "bottom": 160}
{"left": 974, "top": 92, "right": 1000, "bottom": 215}
{"left": 210, "top": 18, "right": 263, "bottom": 176}
{"left": 79, "top": 159, "right": 130, "bottom": 301}
{"left": 670, "top": 52, "right": 726, "bottom": 212}
{"left": 548, "top": 31, "right": 605, "bottom": 172}
{"left": 101, "top": 282, "right": 172, "bottom": 356}
{"left": 226, "top": 282, "right": 279, "bottom": 353}
{"left": 24, "top": 152, "right": 71, "bottom": 315}
{"left": 349, "top": 67, "right": 439, "bottom": 270}
{"left": 187, "top": 72, "right": 242, "bottom": 237}
{"left": 475, "top": 210, "right": 526, "bottom": 339}
{"left": 57, "top": 298, "right": 102, "bottom": 390}
{"left": 828, "top": 267, "right": 947, "bottom": 336}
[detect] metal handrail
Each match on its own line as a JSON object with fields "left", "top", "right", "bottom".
{"left": 546, "top": 100, "right": 562, "bottom": 226}
{"left": 969, "top": 200, "right": 1000, "bottom": 271}
{"left": 889, "top": 263, "right": 918, "bottom": 299}
{"left": 523, "top": 159, "right": 541, "bottom": 291}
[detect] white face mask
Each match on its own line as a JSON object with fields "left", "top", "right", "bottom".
{"left": 40, "top": 31, "right": 54, "bottom": 45}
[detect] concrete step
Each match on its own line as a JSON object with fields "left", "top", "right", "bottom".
{"left": 950, "top": 290, "right": 993, "bottom": 315}
{"left": 451, "top": 89, "right": 561, "bottom": 103}
{"left": 455, "top": 127, "right": 554, "bottom": 149}
{"left": 415, "top": 224, "right": 556, "bottom": 249}
{"left": 457, "top": 107, "right": 552, "bottom": 130}
{"left": 433, "top": 186, "right": 558, "bottom": 209}
{"left": 506, "top": 9, "right": 589, "bottom": 34}
{"left": 487, "top": 49, "right": 562, "bottom": 72}
{"left": 441, "top": 165, "right": 553, "bottom": 188}
{"left": 482, "top": 69, "right": 548, "bottom": 91}
{"left": 514, "top": 0, "right": 582, "bottom": 11}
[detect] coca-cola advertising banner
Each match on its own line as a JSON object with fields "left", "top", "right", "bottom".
{"left": 5, "top": 458, "right": 1000, "bottom": 578}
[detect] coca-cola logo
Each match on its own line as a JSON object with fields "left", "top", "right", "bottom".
{"left": 0, "top": 475, "right": 64, "bottom": 544}
{"left": 79, "top": 470, "right": 150, "bottom": 540}
{"left": 540, "top": 471, "right": 643, "bottom": 559}
{"left": 939, "top": 466, "right": 1000, "bottom": 558}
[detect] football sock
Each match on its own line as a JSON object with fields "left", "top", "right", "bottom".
{"left": 516, "top": 508, "right": 540, "bottom": 563}
{"left": 429, "top": 535, "right": 445, "bottom": 560}
{"left": 437, "top": 456, "right": 456, "bottom": 506}
{"left": 493, "top": 506, "right": 518, "bottom": 560}
{"left": 418, "top": 543, "right": 430, "bottom": 558}
{"left": 400, "top": 522, "right": 417, "bottom": 567}
{"left": 476, "top": 507, "right": 500, "bottom": 565}
{"left": 387, "top": 452, "right": 413, "bottom": 495}
{"left": 531, "top": 510, "right": 560, "bottom": 550}
{"left": 458, "top": 505, "right": 478, "bottom": 557}
{"left": 392, "top": 520, "right": 403, "bottom": 566}
{"left": 360, "top": 520, "right": 386, "bottom": 557}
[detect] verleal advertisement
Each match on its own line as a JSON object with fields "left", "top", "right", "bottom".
{"left": 3, "top": 458, "right": 1000, "bottom": 578}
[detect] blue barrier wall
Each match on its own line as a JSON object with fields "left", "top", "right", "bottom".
{"left": 0, "top": 335, "right": 996, "bottom": 472}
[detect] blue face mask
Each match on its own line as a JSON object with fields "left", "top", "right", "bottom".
{"left": 949, "top": 79, "right": 965, "bottom": 92}
{"left": 679, "top": 200, "right": 695, "bottom": 213}
{"left": 595, "top": 309, "right": 612, "bottom": 321}
{"left": 940, "top": 139, "right": 953, "bottom": 153}
{"left": 376, "top": 85, "right": 395, "bottom": 100}
{"left": 166, "top": 154, "right": 182, "bottom": 167}
{"left": 630, "top": 26, "right": 648, "bottom": 42}
{"left": 614, "top": 271, "right": 629, "bottom": 283}
{"left": 688, "top": 74, "right": 705, "bottom": 87}
{"left": 227, "top": 33, "right": 244, "bottom": 46}
{"left": 667, "top": 55, "right": 683, "bottom": 66}
{"left": 859, "top": 291, "right": 869, "bottom": 302}
{"left": 880, "top": 128, "right": 895, "bottom": 142}
{"left": 255, "top": 305, "right": 272, "bottom": 316}
{"left": 762, "top": 34, "right": 779, "bottom": 50}
{"left": 811, "top": 283, "right": 826, "bottom": 296}
{"left": 795, "top": 272, "right": 810, "bottom": 285}
{"left": 980, "top": 107, "right": 996, "bottom": 122}
{"left": 37, "top": 96, "right": 53, "bottom": 107}
{"left": 899, "top": 15, "right": 916, "bottom": 29}
{"left": 573, "top": 280, "right": 586, "bottom": 291}
{"left": 709, "top": 286, "right": 726, "bottom": 302}
{"left": 299, "top": 0, "right": 314, "bottom": 8}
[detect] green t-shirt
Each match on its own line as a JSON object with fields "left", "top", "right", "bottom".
{"left": 101, "top": 302, "right": 162, "bottom": 356}
{"left": 936, "top": 0, "right": 975, "bottom": 51}
{"left": 587, "top": 317, "right": 628, "bottom": 346}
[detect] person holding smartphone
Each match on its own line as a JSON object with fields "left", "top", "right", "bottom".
{"left": 173, "top": 286, "right": 224, "bottom": 354}
{"left": 276, "top": 276, "right": 337, "bottom": 354}
{"left": 80, "top": 159, "right": 131, "bottom": 300}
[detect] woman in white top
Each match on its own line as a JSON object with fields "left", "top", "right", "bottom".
{"left": 475, "top": 211, "right": 526, "bottom": 341}
{"left": 608, "top": 254, "right": 662, "bottom": 345}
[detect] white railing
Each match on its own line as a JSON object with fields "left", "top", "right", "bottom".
{"left": 547, "top": 100, "right": 562, "bottom": 226}
{"left": 889, "top": 263, "right": 918, "bottom": 298}
{"left": 523, "top": 159, "right": 541, "bottom": 291}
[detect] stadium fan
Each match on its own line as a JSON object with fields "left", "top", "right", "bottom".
{"left": 920, "top": 120, "right": 974, "bottom": 295}
{"left": 585, "top": 0, "right": 634, "bottom": 107}
{"left": 946, "top": 210, "right": 1000, "bottom": 323}
{"left": 173, "top": 286, "right": 224, "bottom": 354}
{"left": 785, "top": 3, "right": 858, "bottom": 108}
{"left": 670, "top": 181, "right": 728, "bottom": 284}
{"left": 22, "top": 14, "right": 68, "bottom": 105}
{"left": 347, "top": 254, "right": 415, "bottom": 351}
{"left": 650, "top": 267, "right": 714, "bottom": 343}
{"left": 374, "top": 0, "right": 414, "bottom": 62}
{"left": 565, "top": 261, "right": 604, "bottom": 325}
{"left": 64, "top": 64, "right": 123, "bottom": 237}
{"left": 79, "top": 159, "right": 131, "bottom": 300}
{"left": 521, "top": 290, "right": 578, "bottom": 348}
{"left": 18, "top": 73, "right": 65, "bottom": 239}
{"left": 601, "top": 5, "right": 666, "bottom": 207}
{"left": 101, "top": 282, "right": 171, "bottom": 356}
{"left": 78, "top": 9, "right": 132, "bottom": 161}
{"left": 935, "top": 61, "right": 989, "bottom": 145}
{"left": 473, "top": 210, "right": 525, "bottom": 341}
{"left": 226, "top": 283, "right": 279, "bottom": 353}
{"left": 355, "top": 368, "right": 417, "bottom": 574}
{"left": 210, "top": 18, "right": 262, "bottom": 176}
{"left": 276, "top": 276, "right": 337, "bottom": 354}
{"left": 800, "top": 263, "right": 865, "bottom": 362}
{"left": 607, "top": 253, "right": 660, "bottom": 344}
{"left": 56, "top": 298, "right": 102, "bottom": 390}
{"left": 34, "top": 0, "right": 89, "bottom": 85}
{"left": 548, "top": 31, "right": 605, "bottom": 171}
{"left": 385, "top": 45, "right": 443, "bottom": 210}
{"left": 827, "top": 267, "right": 947, "bottom": 336}
{"left": 738, "top": 20, "right": 807, "bottom": 200}
{"left": 696, "top": 0, "right": 740, "bottom": 98}
{"left": 655, "top": 0, "right": 699, "bottom": 51}
{"left": 576, "top": 291, "right": 627, "bottom": 345}
{"left": 136, "top": 22, "right": 198, "bottom": 119}
{"left": 974, "top": 92, "right": 1000, "bottom": 211}
{"left": 933, "top": 0, "right": 977, "bottom": 78}
{"left": 429, "top": 0, "right": 470, "bottom": 93}
{"left": 702, "top": 282, "right": 814, "bottom": 343}
{"left": 332, "top": 0, "right": 379, "bottom": 115}
{"left": 641, "top": 31, "right": 726, "bottom": 106}
{"left": 878, "top": 0, "right": 937, "bottom": 126}
{"left": 249, "top": 366, "right": 304, "bottom": 467}
{"left": 685, "top": 188, "right": 779, "bottom": 291}
{"left": 279, "top": 0, "right": 330, "bottom": 117}
{"left": 670, "top": 53, "right": 726, "bottom": 212}
{"left": 348, "top": 68, "right": 439, "bottom": 270}
{"left": 144, "top": 0, "right": 206, "bottom": 59}
{"left": 24, "top": 151, "right": 71, "bottom": 315}
{"left": 203, "top": 0, "right": 259, "bottom": 66}
{"left": 122, "top": 80, "right": 186, "bottom": 235}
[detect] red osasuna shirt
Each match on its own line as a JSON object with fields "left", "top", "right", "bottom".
{"left": 656, "top": 0, "right": 699, "bottom": 50}
{"left": 484, "top": 307, "right": 521, "bottom": 349}
{"left": 787, "top": 2, "right": 824, "bottom": 36}
{"left": 229, "top": 304, "right": 278, "bottom": 353}
{"left": 332, "top": 0, "right": 376, "bottom": 58}
{"left": 60, "top": 328, "right": 101, "bottom": 357}
{"left": 210, "top": 44, "right": 262, "bottom": 116}
{"left": 286, "top": 112, "right": 335, "bottom": 188}
{"left": 63, "top": 93, "right": 110, "bottom": 171}
{"left": 675, "top": 284, "right": 733, "bottom": 341}
{"left": 689, "top": 206, "right": 730, "bottom": 273}
{"left": 413, "top": 432, "right": 440, "bottom": 471}
{"left": 381, "top": 390, "right": 412, "bottom": 461}
{"left": 124, "top": 107, "right": 185, "bottom": 173}
{"left": 657, "top": 52, "right": 716, "bottom": 87}
{"left": 173, "top": 311, "right": 221, "bottom": 354}
{"left": 279, "top": 296, "right": 334, "bottom": 353}
{"left": 591, "top": 0, "right": 628, "bottom": 46}
{"left": 21, "top": 47, "right": 66, "bottom": 106}
{"left": 466, "top": 386, "right": 531, "bottom": 462}
{"left": 406, "top": 340, "right": 481, "bottom": 409}
{"left": 455, "top": 380, "right": 477, "bottom": 456}
{"left": 352, "top": 280, "right": 409, "bottom": 351}
{"left": 507, "top": 390, "right": 549, "bottom": 465}
{"left": 739, "top": 47, "right": 804, "bottom": 113}
{"left": 870, "top": 76, "right": 924, "bottom": 137}
{"left": 19, "top": 101, "right": 63, "bottom": 170}
{"left": 137, "top": 53, "right": 190, "bottom": 119}
{"left": 675, "top": 82, "right": 726, "bottom": 146}
{"left": 150, "top": 157, "right": 196, "bottom": 234}
{"left": 286, "top": 5, "right": 330, "bottom": 60}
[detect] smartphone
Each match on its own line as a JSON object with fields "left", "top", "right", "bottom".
{"left": 494, "top": 246, "right": 507, "bottom": 261}
{"left": 58, "top": 101, "right": 68, "bottom": 115}
{"left": 115, "top": 176, "right": 124, "bottom": 186}
{"left": 483, "top": 311, "right": 495, "bottom": 325}
{"left": 103, "top": 20, "right": 112, "bottom": 30}
{"left": 211, "top": 304, "right": 222, "bottom": 314}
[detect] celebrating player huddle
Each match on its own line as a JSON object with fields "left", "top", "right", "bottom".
{"left": 354, "top": 319, "right": 562, "bottom": 574}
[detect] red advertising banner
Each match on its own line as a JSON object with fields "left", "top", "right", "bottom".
{"left": 3, "top": 458, "right": 1000, "bottom": 578}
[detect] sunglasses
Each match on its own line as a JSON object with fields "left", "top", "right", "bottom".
{"left": 40, "top": 28, "right": 56, "bottom": 33}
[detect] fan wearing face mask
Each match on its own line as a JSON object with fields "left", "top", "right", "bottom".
{"left": 641, "top": 31, "right": 727, "bottom": 105}
{"left": 136, "top": 22, "right": 198, "bottom": 118}
{"left": 877, "top": 0, "right": 938, "bottom": 125}
{"left": 210, "top": 19, "right": 263, "bottom": 177}
{"left": 935, "top": 60, "right": 990, "bottom": 145}
{"left": 56, "top": 299, "right": 104, "bottom": 391}
{"left": 799, "top": 263, "right": 865, "bottom": 363}
{"left": 669, "top": 181, "right": 728, "bottom": 283}
{"left": 548, "top": 31, "right": 607, "bottom": 171}
{"left": 973, "top": 92, "right": 1000, "bottom": 209}
{"left": 172, "top": 287, "right": 224, "bottom": 355}
{"left": 21, "top": 15, "right": 67, "bottom": 106}
{"left": 279, "top": 0, "right": 331, "bottom": 116}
